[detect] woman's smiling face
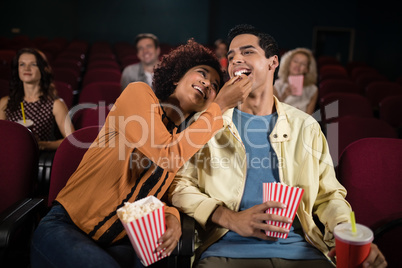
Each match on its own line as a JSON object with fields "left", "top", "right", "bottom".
{"left": 170, "top": 65, "right": 220, "bottom": 114}
{"left": 289, "top": 53, "right": 309, "bottom": 76}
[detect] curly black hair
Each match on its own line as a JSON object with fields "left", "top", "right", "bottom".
{"left": 153, "top": 39, "right": 224, "bottom": 101}
{"left": 7, "top": 48, "right": 56, "bottom": 112}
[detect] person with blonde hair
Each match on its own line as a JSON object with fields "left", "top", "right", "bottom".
{"left": 274, "top": 47, "right": 318, "bottom": 115}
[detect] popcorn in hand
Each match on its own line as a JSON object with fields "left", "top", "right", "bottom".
{"left": 117, "top": 196, "right": 166, "bottom": 266}
{"left": 117, "top": 201, "right": 162, "bottom": 223}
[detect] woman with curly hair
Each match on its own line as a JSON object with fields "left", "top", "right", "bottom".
{"left": 0, "top": 48, "right": 74, "bottom": 150}
{"left": 31, "top": 39, "right": 252, "bottom": 267}
{"left": 273, "top": 48, "right": 318, "bottom": 115}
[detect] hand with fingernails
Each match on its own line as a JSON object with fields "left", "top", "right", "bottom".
{"left": 155, "top": 213, "right": 181, "bottom": 258}
{"left": 213, "top": 74, "right": 252, "bottom": 113}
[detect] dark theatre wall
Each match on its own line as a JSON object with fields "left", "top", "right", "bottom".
{"left": 0, "top": 0, "right": 401, "bottom": 79}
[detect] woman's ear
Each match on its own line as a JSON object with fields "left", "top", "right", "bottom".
{"left": 173, "top": 82, "right": 178, "bottom": 86}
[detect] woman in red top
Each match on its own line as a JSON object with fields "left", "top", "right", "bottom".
{"left": 31, "top": 39, "right": 251, "bottom": 267}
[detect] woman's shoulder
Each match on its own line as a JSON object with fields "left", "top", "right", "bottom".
{"left": 0, "top": 95, "right": 8, "bottom": 107}
{"left": 304, "top": 83, "right": 317, "bottom": 90}
{"left": 53, "top": 97, "right": 66, "bottom": 106}
{"left": 303, "top": 84, "right": 318, "bottom": 96}
{"left": 52, "top": 97, "right": 69, "bottom": 113}
{"left": 114, "top": 82, "right": 159, "bottom": 111}
{"left": 0, "top": 96, "right": 9, "bottom": 108}
{"left": 122, "top": 82, "right": 156, "bottom": 99}
{"left": 0, "top": 95, "right": 9, "bottom": 103}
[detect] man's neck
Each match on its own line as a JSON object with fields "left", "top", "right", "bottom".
{"left": 237, "top": 86, "right": 275, "bottom": 116}
{"left": 142, "top": 61, "right": 159, "bottom": 73}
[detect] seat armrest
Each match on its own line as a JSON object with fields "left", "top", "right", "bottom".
{"left": 372, "top": 216, "right": 402, "bottom": 268}
{"left": 176, "top": 213, "right": 195, "bottom": 256}
{"left": 164, "top": 212, "right": 195, "bottom": 268}
{"left": 374, "top": 217, "right": 402, "bottom": 240}
{"left": 0, "top": 198, "right": 44, "bottom": 248}
{"left": 170, "top": 212, "right": 195, "bottom": 256}
{"left": 37, "top": 151, "right": 56, "bottom": 196}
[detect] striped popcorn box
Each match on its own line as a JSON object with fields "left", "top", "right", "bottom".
{"left": 263, "top": 182, "right": 304, "bottom": 239}
{"left": 117, "top": 196, "right": 166, "bottom": 266}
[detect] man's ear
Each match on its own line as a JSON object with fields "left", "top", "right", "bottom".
{"left": 269, "top": 55, "right": 279, "bottom": 70}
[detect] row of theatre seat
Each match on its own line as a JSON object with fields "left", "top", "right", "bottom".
{"left": 316, "top": 55, "right": 402, "bottom": 113}
{"left": 1, "top": 119, "right": 401, "bottom": 267}
{"left": 0, "top": 37, "right": 177, "bottom": 112}
{"left": 315, "top": 55, "right": 402, "bottom": 164}
{"left": 316, "top": 56, "right": 402, "bottom": 267}
{"left": 0, "top": 121, "right": 194, "bottom": 268}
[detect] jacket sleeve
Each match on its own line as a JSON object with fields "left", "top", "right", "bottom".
{"left": 120, "top": 66, "right": 132, "bottom": 91}
{"left": 168, "top": 151, "right": 224, "bottom": 230}
{"left": 163, "top": 203, "right": 180, "bottom": 223}
{"left": 311, "top": 124, "right": 351, "bottom": 245}
{"left": 111, "top": 82, "right": 223, "bottom": 173}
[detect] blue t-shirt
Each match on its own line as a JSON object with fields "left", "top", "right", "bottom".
{"left": 201, "top": 108, "right": 325, "bottom": 260}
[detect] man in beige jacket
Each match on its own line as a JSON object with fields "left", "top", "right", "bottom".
{"left": 169, "top": 24, "right": 387, "bottom": 268}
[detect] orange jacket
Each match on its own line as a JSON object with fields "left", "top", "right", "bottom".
{"left": 57, "top": 82, "right": 223, "bottom": 245}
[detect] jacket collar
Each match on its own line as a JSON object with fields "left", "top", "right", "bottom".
{"left": 222, "top": 96, "right": 291, "bottom": 143}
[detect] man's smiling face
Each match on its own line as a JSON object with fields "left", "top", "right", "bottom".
{"left": 227, "top": 34, "right": 273, "bottom": 92}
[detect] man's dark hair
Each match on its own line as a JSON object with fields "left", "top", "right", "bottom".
{"left": 227, "top": 24, "right": 279, "bottom": 60}
{"left": 227, "top": 24, "right": 280, "bottom": 80}
{"left": 135, "top": 33, "right": 160, "bottom": 48}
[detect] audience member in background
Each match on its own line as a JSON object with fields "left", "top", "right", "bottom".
{"left": 31, "top": 39, "right": 252, "bottom": 268}
{"left": 214, "top": 38, "right": 229, "bottom": 73}
{"left": 169, "top": 24, "right": 387, "bottom": 268}
{"left": 120, "top": 33, "right": 161, "bottom": 91}
{"left": 274, "top": 47, "right": 318, "bottom": 115}
{"left": 0, "top": 47, "right": 74, "bottom": 150}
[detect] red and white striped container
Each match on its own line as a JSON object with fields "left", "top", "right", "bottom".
{"left": 117, "top": 196, "right": 166, "bottom": 266}
{"left": 263, "top": 182, "right": 304, "bottom": 239}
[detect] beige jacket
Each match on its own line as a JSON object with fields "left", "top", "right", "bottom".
{"left": 169, "top": 97, "right": 351, "bottom": 262}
